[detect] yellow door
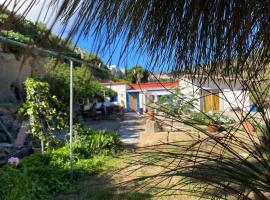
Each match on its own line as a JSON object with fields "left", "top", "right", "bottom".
{"left": 213, "top": 93, "right": 219, "bottom": 111}
{"left": 204, "top": 91, "right": 212, "bottom": 112}
{"left": 203, "top": 91, "right": 219, "bottom": 112}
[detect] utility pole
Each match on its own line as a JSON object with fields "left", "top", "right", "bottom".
{"left": 69, "top": 60, "right": 74, "bottom": 178}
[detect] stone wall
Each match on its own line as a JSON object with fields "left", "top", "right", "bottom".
{"left": 0, "top": 45, "right": 47, "bottom": 103}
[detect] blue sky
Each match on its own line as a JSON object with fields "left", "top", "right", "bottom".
{"left": 75, "top": 33, "right": 149, "bottom": 69}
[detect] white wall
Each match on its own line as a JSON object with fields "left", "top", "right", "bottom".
{"left": 223, "top": 89, "right": 250, "bottom": 111}
{"left": 180, "top": 77, "right": 250, "bottom": 112}
{"left": 143, "top": 89, "right": 177, "bottom": 111}
{"left": 179, "top": 79, "right": 201, "bottom": 111}
{"left": 105, "top": 84, "right": 128, "bottom": 108}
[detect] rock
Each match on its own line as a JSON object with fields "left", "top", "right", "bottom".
{"left": 12, "top": 120, "right": 21, "bottom": 131}
{"left": 0, "top": 107, "right": 11, "bottom": 116}
{"left": 0, "top": 132, "right": 8, "bottom": 142}
{"left": 0, "top": 115, "right": 14, "bottom": 130}
{"left": 7, "top": 106, "right": 18, "bottom": 115}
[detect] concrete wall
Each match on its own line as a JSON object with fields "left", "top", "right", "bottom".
{"left": 0, "top": 51, "right": 47, "bottom": 103}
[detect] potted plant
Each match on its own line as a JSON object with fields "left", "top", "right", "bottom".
{"left": 207, "top": 122, "right": 220, "bottom": 132}
{"left": 146, "top": 108, "right": 155, "bottom": 121}
{"left": 206, "top": 113, "right": 235, "bottom": 133}
{"left": 242, "top": 121, "right": 254, "bottom": 134}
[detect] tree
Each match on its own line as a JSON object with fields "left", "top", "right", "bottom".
{"left": 126, "top": 65, "right": 149, "bottom": 83}
{"left": 40, "top": 58, "right": 114, "bottom": 104}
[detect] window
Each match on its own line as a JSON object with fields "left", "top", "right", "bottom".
{"left": 110, "top": 94, "right": 118, "bottom": 102}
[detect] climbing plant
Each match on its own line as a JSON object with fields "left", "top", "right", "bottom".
{"left": 20, "top": 78, "right": 67, "bottom": 151}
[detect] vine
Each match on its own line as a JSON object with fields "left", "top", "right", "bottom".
{"left": 20, "top": 78, "right": 67, "bottom": 152}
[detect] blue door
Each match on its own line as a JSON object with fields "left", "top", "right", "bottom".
{"left": 127, "top": 92, "right": 139, "bottom": 112}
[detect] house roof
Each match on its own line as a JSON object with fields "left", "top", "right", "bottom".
{"left": 129, "top": 81, "right": 178, "bottom": 90}
{"left": 101, "top": 81, "right": 179, "bottom": 91}
{"left": 101, "top": 81, "right": 128, "bottom": 85}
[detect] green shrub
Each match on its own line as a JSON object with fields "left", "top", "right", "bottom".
{"left": 0, "top": 138, "right": 120, "bottom": 200}
{"left": 187, "top": 112, "right": 235, "bottom": 126}
{"left": 21, "top": 78, "right": 67, "bottom": 147}
{"left": 0, "top": 154, "right": 69, "bottom": 200}
{"left": 73, "top": 127, "right": 123, "bottom": 158}
{"left": 0, "top": 30, "right": 31, "bottom": 43}
{"left": 186, "top": 112, "right": 209, "bottom": 125}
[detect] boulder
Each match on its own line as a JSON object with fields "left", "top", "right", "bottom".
{"left": 0, "top": 107, "right": 10, "bottom": 115}
{"left": 0, "top": 115, "right": 14, "bottom": 130}
{"left": 0, "top": 133, "right": 8, "bottom": 142}
{"left": 12, "top": 120, "right": 21, "bottom": 131}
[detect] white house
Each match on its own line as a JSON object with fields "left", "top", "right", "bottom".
{"left": 102, "top": 81, "right": 178, "bottom": 112}
{"left": 179, "top": 76, "right": 250, "bottom": 112}
{"left": 102, "top": 77, "right": 251, "bottom": 113}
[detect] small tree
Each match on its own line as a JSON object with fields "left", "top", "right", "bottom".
{"left": 41, "top": 58, "right": 114, "bottom": 104}
{"left": 126, "top": 65, "right": 149, "bottom": 83}
{"left": 21, "top": 78, "right": 66, "bottom": 153}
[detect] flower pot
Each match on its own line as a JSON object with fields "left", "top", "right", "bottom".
{"left": 147, "top": 111, "right": 154, "bottom": 121}
{"left": 207, "top": 124, "right": 220, "bottom": 133}
{"left": 243, "top": 122, "right": 254, "bottom": 134}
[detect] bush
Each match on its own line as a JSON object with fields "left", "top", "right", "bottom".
{"left": 0, "top": 154, "right": 69, "bottom": 200}
{"left": 210, "top": 112, "right": 235, "bottom": 125}
{"left": 73, "top": 127, "right": 123, "bottom": 158}
{"left": 0, "top": 153, "right": 113, "bottom": 199}
{"left": 0, "top": 128, "right": 122, "bottom": 200}
{"left": 187, "top": 112, "right": 235, "bottom": 126}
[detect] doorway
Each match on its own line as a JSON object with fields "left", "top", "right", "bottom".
{"left": 127, "top": 93, "right": 139, "bottom": 112}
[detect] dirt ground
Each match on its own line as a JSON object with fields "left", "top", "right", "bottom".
{"left": 52, "top": 150, "right": 201, "bottom": 200}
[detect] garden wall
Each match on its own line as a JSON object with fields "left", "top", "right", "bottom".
{"left": 139, "top": 128, "right": 258, "bottom": 147}
{"left": 139, "top": 131, "right": 202, "bottom": 146}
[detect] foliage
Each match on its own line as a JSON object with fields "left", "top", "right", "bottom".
{"left": 126, "top": 65, "right": 149, "bottom": 83}
{"left": 73, "top": 126, "right": 123, "bottom": 157}
{"left": 0, "top": 126, "right": 121, "bottom": 200}
{"left": 157, "top": 88, "right": 198, "bottom": 116}
{"left": 208, "top": 112, "right": 235, "bottom": 125}
{"left": 186, "top": 112, "right": 235, "bottom": 126}
{"left": 0, "top": 150, "right": 113, "bottom": 200}
{"left": 0, "top": 30, "right": 31, "bottom": 56}
{"left": 20, "top": 78, "right": 66, "bottom": 143}
{"left": 0, "top": 30, "right": 31, "bottom": 43}
{"left": 41, "top": 58, "right": 115, "bottom": 103}
{"left": 0, "top": 8, "right": 80, "bottom": 59}
{"left": 0, "top": 153, "right": 69, "bottom": 200}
